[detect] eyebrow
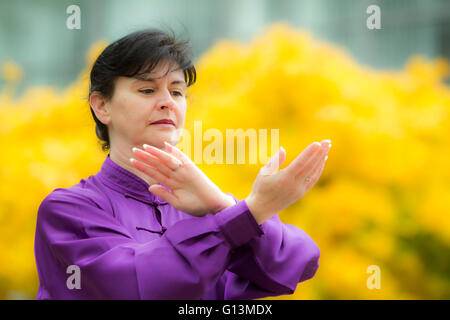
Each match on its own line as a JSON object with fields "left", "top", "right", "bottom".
{"left": 132, "top": 76, "right": 186, "bottom": 86}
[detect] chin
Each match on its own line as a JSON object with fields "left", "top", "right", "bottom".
{"left": 144, "top": 128, "right": 180, "bottom": 146}
{"left": 145, "top": 137, "right": 177, "bottom": 150}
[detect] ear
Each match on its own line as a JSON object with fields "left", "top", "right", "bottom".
{"left": 89, "top": 91, "right": 112, "bottom": 125}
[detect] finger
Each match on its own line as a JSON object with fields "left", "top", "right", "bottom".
{"left": 320, "top": 140, "right": 332, "bottom": 152}
{"left": 304, "top": 153, "right": 327, "bottom": 189}
{"left": 320, "top": 139, "right": 331, "bottom": 148}
{"left": 130, "top": 158, "right": 173, "bottom": 187}
{"left": 143, "top": 144, "right": 183, "bottom": 171}
{"left": 148, "top": 184, "right": 178, "bottom": 205}
{"left": 164, "top": 142, "right": 193, "bottom": 165}
{"left": 132, "top": 147, "right": 173, "bottom": 177}
{"left": 284, "top": 142, "right": 322, "bottom": 176}
{"left": 260, "top": 147, "right": 286, "bottom": 176}
{"left": 296, "top": 143, "right": 328, "bottom": 180}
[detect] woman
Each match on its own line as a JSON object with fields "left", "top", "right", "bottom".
{"left": 34, "top": 28, "right": 331, "bottom": 299}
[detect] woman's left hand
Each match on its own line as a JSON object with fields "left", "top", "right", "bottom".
{"left": 130, "top": 142, "right": 235, "bottom": 217}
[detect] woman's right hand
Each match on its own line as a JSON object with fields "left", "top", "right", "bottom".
{"left": 245, "top": 140, "right": 331, "bottom": 225}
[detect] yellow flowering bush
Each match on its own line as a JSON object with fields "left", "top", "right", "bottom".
{"left": 0, "top": 23, "right": 449, "bottom": 299}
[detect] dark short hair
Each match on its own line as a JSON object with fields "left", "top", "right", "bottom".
{"left": 88, "top": 28, "right": 197, "bottom": 152}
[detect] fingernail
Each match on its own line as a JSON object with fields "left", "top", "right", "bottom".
{"left": 325, "top": 155, "right": 328, "bottom": 161}
{"left": 130, "top": 158, "right": 135, "bottom": 164}
{"left": 132, "top": 147, "right": 138, "bottom": 153}
{"left": 280, "top": 146, "right": 285, "bottom": 152}
{"left": 143, "top": 144, "right": 149, "bottom": 149}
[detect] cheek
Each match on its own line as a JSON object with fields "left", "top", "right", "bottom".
{"left": 177, "top": 103, "right": 187, "bottom": 125}
{"left": 116, "top": 94, "right": 149, "bottom": 124}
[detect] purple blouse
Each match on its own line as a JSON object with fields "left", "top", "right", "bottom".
{"left": 34, "top": 154, "right": 320, "bottom": 299}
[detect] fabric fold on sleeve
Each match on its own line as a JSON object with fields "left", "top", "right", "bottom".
{"left": 213, "top": 199, "right": 264, "bottom": 249}
{"left": 219, "top": 199, "right": 321, "bottom": 298}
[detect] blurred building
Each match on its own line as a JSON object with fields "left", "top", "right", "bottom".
{"left": 0, "top": 0, "right": 449, "bottom": 97}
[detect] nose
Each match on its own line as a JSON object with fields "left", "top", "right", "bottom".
{"left": 156, "top": 89, "right": 176, "bottom": 111}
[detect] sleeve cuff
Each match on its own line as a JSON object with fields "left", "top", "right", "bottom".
{"left": 214, "top": 199, "right": 264, "bottom": 249}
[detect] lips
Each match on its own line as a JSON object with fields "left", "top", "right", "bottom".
{"left": 150, "top": 119, "right": 175, "bottom": 126}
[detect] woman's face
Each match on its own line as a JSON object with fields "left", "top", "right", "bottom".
{"left": 105, "top": 60, "right": 187, "bottom": 151}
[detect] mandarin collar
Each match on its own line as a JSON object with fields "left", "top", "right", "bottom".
{"left": 97, "top": 154, "right": 168, "bottom": 206}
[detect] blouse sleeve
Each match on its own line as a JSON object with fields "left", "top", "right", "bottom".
{"left": 34, "top": 190, "right": 264, "bottom": 300}
{"left": 214, "top": 197, "right": 320, "bottom": 300}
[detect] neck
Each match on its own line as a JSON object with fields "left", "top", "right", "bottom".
{"left": 108, "top": 146, "right": 159, "bottom": 187}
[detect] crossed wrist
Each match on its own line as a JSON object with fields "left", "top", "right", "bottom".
{"left": 210, "top": 193, "right": 236, "bottom": 214}
{"left": 244, "top": 195, "right": 267, "bottom": 225}
{"left": 214, "top": 199, "right": 264, "bottom": 249}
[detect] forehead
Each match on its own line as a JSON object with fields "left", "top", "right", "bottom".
{"left": 133, "top": 60, "right": 185, "bottom": 83}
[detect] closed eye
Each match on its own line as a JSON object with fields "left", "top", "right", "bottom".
{"left": 139, "top": 89, "right": 183, "bottom": 97}
{"left": 139, "top": 89, "right": 154, "bottom": 94}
